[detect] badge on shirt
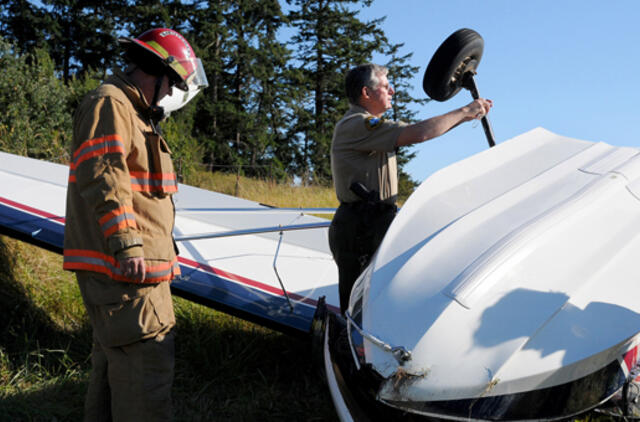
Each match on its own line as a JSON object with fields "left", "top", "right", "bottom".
{"left": 364, "top": 116, "right": 384, "bottom": 131}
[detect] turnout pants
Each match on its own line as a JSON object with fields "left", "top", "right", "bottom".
{"left": 77, "top": 271, "right": 176, "bottom": 422}
{"left": 328, "top": 202, "right": 396, "bottom": 314}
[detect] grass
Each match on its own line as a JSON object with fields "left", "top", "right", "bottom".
{"left": 185, "top": 170, "right": 340, "bottom": 209}
{"left": 0, "top": 236, "right": 90, "bottom": 421}
{"left": 0, "top": 171, "right": 618, "bottom": 421}
{"left": 0, "top": 172, "right": 337, "bottom": 421}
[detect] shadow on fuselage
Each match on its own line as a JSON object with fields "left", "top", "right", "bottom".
{"left": 473, "top": 287, "right": 640, "bottom": 365}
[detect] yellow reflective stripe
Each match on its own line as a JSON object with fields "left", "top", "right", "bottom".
{"left": 169, "top": 60, "right": 189, "bottom": 78}
{"left": 146, "top": 40, "right": 192, "bottom": 80}
{"left": 146, "top": 40, "right": 169, "bottom": 58}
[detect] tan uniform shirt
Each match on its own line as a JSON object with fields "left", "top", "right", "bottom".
{"left": 63, "top": 70, "right": 180, "bottom": 283}
{"left": 331, "top": 105, "right": 408, "bottom": 204}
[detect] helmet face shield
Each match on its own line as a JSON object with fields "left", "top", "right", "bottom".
{"left": 189, "top": 58, "right": 209, "bottom": 90}
{"left": 158, "top": 58, "right": 209, "bottom": 114}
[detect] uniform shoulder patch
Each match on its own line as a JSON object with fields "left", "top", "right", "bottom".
{"left": 364, "top": 116, "right": 384, "bottom": 131}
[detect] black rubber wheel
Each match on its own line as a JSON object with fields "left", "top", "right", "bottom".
{"left": 423, "top": 28, "right": 484, "bottom": 101}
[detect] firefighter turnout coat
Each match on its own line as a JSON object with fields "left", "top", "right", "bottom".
{"left": 63, "top": 70, "right": 180, "bottom": 283}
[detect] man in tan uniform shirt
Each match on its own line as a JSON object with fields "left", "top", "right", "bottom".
{"left": 64, "top": 28, "right": 207, "bottom": 421}
{"left": 330, "top": 63, "right": 492, "bottom": 314}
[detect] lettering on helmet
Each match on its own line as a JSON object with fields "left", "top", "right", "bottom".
{"left": 158, "top": 30, "right": 193, "bottom": 59}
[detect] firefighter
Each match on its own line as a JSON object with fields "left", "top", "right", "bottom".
{"left": 330, "top": 63, "right": 492, "bottom": 314}
{"left": 63, "top": 28, "right": 207, "bottom": 421}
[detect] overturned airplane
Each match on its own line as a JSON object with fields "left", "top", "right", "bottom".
{"left": 318, "top": 126, "right": 640, "bottom": 420}
{"left": 1, "top": 27, "right": 638, "bottom": 422}
{"left": 4, "top": 126, "right": 639, "bottom": 421}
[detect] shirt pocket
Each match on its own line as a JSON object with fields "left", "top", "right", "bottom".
{"left": 146, "top": 133, "right": 178, "bottom": 196}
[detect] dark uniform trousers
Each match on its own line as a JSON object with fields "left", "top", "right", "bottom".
{"left": 329, "top": 201, "right": 396, "bottom": 314}
{"left": 77, "top": 271, "right": 175, "bottom": 422}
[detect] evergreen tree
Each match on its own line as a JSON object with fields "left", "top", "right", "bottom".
{"left": 234, "top": 0, "right": 291, "bottom": 178}
{"left": 187, "top": 1, "right": 232, "bottom": 167}
{"left": 189, "top": 0, "right": 291, "bottom": 179}
{"left": 0, "top": 37, "right": 72, "bottom": 161}
{"left": 0, "top": 0, "right": 428, "bottom": 189}
{"left": 120, "top": 0, "right": 190, "bottom": 35}
{"left": 286, "top": 0, "right": 387, "bottom": 183}
{"left": 1, "top": 0, "right": 127, "bottom": 81}
{"left": 0, "top": 0, "right": 49, "bottom": 52}
{"left": 43, "top": 0, "right": 126, "bottom": 81}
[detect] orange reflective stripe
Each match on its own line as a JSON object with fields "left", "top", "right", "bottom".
{"left": 64, "top": 248, "right": 117, "bottom": 264}
{"left": 129, "top": 171, "right": 178, "bottom": 193}
{"left": 73, "top": 134, "right": 124, "bottom": 160}
{"left": 130, "top": 185, "right": 179, "bottom": 193}
{"left": 98, "top": 206, "right": 135, "bottom": 225}
{"left": 63, "top": 249, "right": 180, "bottom": 283}
{"left": 129, "top": 171, "right": 176, "bottom": 180}
{"left": 98, "top": 206, "right": 137, "bottom": 238}
{"left": 102, "top": 221, "right": 132, "bottom": 237}
{"left": 130, "top": 184, "right": 179, "bottom": 193}
{"left": 71, "top": 135, "right": 125, "bottom": 169}
{"left": 145, "top": 260, "right": 182, "bottom": 282}
{"left": 72, "top": 147, "right": 126, "bottom": 169}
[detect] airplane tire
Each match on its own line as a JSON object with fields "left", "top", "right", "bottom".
{"left": 423, "top": 28, "right": 484, "bottom": 101}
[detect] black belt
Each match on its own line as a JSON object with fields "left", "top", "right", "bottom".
{"left": 340, "top": 200, "right": 397, "bottom": 213}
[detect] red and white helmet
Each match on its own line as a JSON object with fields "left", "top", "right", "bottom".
{"left": 119, "top": 28, "right": 208, "bottom": 113}
{"left": 119, "top": 28, "right": 207, "bottom": 92}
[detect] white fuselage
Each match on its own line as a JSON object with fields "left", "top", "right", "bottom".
{"left": 353, "top": 128, "right": 640, "bottom": 405}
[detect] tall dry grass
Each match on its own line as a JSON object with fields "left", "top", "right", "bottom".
{"left": 185, "top": 170, "right": 339, "bottom": 209}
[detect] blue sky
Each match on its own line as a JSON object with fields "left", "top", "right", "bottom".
{"left": 352, "top": 0, "right": 639, "bottom": 181}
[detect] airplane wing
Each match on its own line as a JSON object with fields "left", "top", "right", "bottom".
{"left": 0, "top": 151, "right": 340, "bottom": 334}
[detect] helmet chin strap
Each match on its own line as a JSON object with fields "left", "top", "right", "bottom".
{"left": 148, "top": 75, "right": 166, "bottom": 132}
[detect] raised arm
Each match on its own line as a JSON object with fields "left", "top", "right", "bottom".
{"left": 396, "top": 98, "right": 493, "bottom": 147}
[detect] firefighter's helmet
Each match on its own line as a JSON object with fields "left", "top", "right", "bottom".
{"left": 119, "top": 28, "right": 206, "bottom": 92}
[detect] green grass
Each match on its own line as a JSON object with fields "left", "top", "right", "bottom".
{"left": 0, "top": 235, "right": 336, "bottom": 421}
{"left": 0, "top": 172, "right": 337, "bottom": 421}
{"left": 0, "top": 236, "right": 91, "bottom": 421}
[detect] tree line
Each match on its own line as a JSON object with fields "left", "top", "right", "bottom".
{"left": 0, "top": 0, "right": 425, "bottom": 197}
